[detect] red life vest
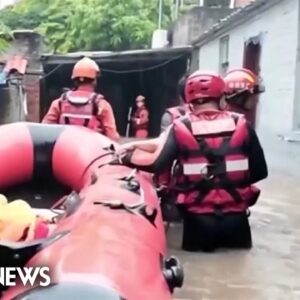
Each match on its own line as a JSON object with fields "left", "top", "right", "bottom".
{"left": 173, "top": 110, "right": 258, "bottom": 214}
{"left": 59, "top": 91, "right": 104, "bottom": 132}
{"left": 133, "top": 107, "right": 149, "bottom": 130}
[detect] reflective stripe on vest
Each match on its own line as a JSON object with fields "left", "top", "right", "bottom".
{"left": 183, "top": 159, "right": 249, "bottom": 176}
{"left": 60, "top": 113, "right": 93, "bottom": 119}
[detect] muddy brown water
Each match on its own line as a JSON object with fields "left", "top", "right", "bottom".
{"left": 171, "top": 171, "right": 300, "bottom": 300}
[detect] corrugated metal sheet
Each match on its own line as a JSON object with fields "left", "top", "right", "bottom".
{"left": 40, "top": 46, "right": 193, "bottom": 66}
{"left": 4, "top": 55, "right": 28, "bottom": 75}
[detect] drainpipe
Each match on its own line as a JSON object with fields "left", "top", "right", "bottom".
{"left": 175, "top": 0, "right": 179, "bottom": 19}
{"left": 230, "top": 0, "right": 235, "bottom": 9}
{"left": 158, "top": 0, "right": 163, "bottom": 29}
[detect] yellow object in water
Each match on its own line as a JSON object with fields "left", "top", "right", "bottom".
{"left": 0, "top": 199, "right": 36, "bottom": 242}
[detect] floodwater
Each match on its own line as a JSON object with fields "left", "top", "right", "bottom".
{"left": 171, "top": 170, "right": 300, "bottom": 300}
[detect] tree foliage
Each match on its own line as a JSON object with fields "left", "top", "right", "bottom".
{"left": 0, "top": 21, "right": 13, "bottom": 54}
{"left": 0, "top": 0, "right": 173, "bottom": 53}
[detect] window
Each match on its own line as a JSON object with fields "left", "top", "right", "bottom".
{"left": 219, "top": 35, "right": 229, "bottom": 75}
{"left": 203, "top": 0, "right": 231, "bottom": 7}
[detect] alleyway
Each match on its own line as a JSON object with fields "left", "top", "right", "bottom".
{"left": 171, "top": 136, "right": 300, "bottom": 300}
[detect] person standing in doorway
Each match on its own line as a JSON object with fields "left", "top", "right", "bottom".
{"left": 132, "top": 95, "right": 149, "bottom": 138}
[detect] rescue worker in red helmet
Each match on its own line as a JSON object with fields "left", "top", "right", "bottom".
{"left": 156, "top": 75, "right": 191, "bottom": 221}
{"left": 118, "top": 70, "right": 268, "bottom": 252}
{"left": 132, "top": 95, "right": 149, "bottom": 138}
{"left": 42, "top": 57, "right": 120, "bottom": 141}
{"left": 223, "top": 68, "right": 265, "bottom": 121}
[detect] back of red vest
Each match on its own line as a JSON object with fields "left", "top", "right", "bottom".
{"left": 173, "top": 110, "right": 257, "bottom": 214}
{"left": 59, "top": 91, "right": 103, "bottom": 132}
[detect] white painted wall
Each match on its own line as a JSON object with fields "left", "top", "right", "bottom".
{"left": 198, "top": 40, "right": 219, "bottom": 71}
{"left": 199, "top": 0, "right": 299, "bottom": 135}
{"left": 0, "top": 0, "right": 17, "bottom": 9}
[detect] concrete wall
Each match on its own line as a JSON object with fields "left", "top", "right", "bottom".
{"left": 292, "top": 0, "right": 300, "bottom": 129}
{"left": 198, "top": 0, "right": 299, "bottom": 136}
{"left": 171, "top": 6, "right": 234, "bottom": 46}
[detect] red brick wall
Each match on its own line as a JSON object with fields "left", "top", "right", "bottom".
{"left": 24, "top": 75, "right": 40, "bottom": 122}
{"left": 0, "top": 32, "right": 43, "bottom": 123}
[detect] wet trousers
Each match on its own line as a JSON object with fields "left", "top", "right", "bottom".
{"left": 181, "top": 211, "right": 252, "bottom": 252}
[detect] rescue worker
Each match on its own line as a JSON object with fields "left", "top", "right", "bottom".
{"left": 0, "top": 194, "right": 50, "bottom": 242}
{"left": 222, "top": 68, "right": 265, "bottom": 121}
{"left": 118, "top": 70, "right": 268, "bottom": 252}
{"left": 156, "top": 76, "right": 191, "bottom": 221}
{"left": 42, "top": 57, "right": 120, "bottom": 141}
{"left": 132, "top": 95, "right": 149, "bottom": 138}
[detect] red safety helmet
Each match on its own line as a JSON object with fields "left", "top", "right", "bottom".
{"left": 71, "top": 57, "right": 100, "bottom": 80}
{"left": 184, "top": 70, "right": 225, "bottom": 103}
{"left": 224, "top": 68, "right": 265, "bottom": 96}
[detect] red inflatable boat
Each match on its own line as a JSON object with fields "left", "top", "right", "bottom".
{"left": 0, "top": 122, "right": 183, "bottom": 300}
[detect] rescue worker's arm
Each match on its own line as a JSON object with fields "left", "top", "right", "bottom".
{"left": 160, "top": 112, "right": 173, "bottom": 132}
{"left": 122, "top": 126, "right": 178, "bottom": 173}
{"left": 99, "top": 100, "right": 120, "bottom": 141}
{"left": 247, "top": 125, "right": 268, "bottom": 184}
{"left": 121, "top": 137, "right": 160, "bottom": 153}
{"left": 41, "top": 99, "right": 61, "bottom": 124}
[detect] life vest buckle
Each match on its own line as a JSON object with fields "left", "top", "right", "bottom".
{"left": 205, "top": 162, "right": 226, "bottom": 180}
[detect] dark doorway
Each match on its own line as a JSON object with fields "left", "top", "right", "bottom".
{"left": 40, "top": 48, "right": 192, "bottom": 138}
{"left": 243, "top": 38, "right": 262, "bottom": 128}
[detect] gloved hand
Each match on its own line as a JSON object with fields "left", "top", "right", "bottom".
{"left": 110, "top": 144, "right": 134, "bottom": 165}
{"left": 156, "top": 185, "right": 168, "bottom": 198}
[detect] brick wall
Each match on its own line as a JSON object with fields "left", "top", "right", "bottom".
{"left": 24, "top": 75, "right": 40, "bottom": 122}
{"left": 0, "top": 31, "right": 43, "bottom": 123}
{"left": 21, "top": 31, "right": 43, "bottom": 122}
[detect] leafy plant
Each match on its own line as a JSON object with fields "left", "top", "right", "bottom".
{"left": 0, "top": 22, "right": 12, "bottom": 54}
{"left": 0, "top": 0, "right": 173, "bottom": 53}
